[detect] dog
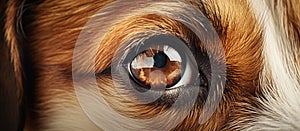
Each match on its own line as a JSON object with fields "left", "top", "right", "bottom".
{"left": 1, "top": 0, "right": 299, "bottom": 130}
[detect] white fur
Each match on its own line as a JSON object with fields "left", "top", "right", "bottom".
{"left": 249, "top": 0, "right": 300, "bottom": 130}
{"left": 26, "top": 0, "right": 300, "bottom": 130}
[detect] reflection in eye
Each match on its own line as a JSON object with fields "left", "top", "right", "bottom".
{"left": 111, "top": 34, "right": 210, "bottom": 107}
{"left": 129, "top": 46, "right": 182, "bottom": 89}
{"left": 120, "top": 33, "right": 209, "bottom": 94}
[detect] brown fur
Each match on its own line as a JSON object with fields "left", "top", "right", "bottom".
{"left": 3, "top": 0, "right": 24, "bottom": 104}
{"left": 1, "top": 0, "right": 25, "bottom": 130}
{"left": 21, "top": 0, "right": 263, "bottom": 130}
{"left": 281, "top": 0, "right": 300, "bottom": 66}
{"left": 1, "top": 0, "right": 270, "bottom": 130}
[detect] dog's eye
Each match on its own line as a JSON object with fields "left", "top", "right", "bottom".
{"left": 129, "top": 45, "right": 183, "bottom": 89}
{"left": 110, "top": 33, "right": 210, "bottom": 106}
{"left": 113, "top": 33, "right": 209, "bottom": 94}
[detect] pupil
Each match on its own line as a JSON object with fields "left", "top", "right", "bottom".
{"left": 129, "top": 46, "right": 183, "bottom": 89}
{"left": 153, "top": 51, "right": 167, "bottom": 68}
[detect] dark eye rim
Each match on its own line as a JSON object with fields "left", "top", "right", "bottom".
{"left": 120, "top": 33, "right": 210, "bottom": 92}
{"left": 108, "top": 32, "right": 211, "bottom": 107}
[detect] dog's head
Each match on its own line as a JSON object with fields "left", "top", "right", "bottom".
{"left": 1, "top": 0, "right": 300, "bottom": 130}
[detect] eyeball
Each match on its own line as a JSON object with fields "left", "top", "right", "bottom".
{"left": 124, "top": 34, "right": 205, "bottom": 91}
{"left": 129, "top": 45, "right": 183, "bottom": 89}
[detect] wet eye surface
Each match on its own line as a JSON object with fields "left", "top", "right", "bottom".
{"left": 129, "top": 46, "right": 182, "bottom": 89}
{"left": 118, "top": 34, "right": 210, "bottom": 93}
{"left": 111, "top": 33, "right": 211, "bottom": 106}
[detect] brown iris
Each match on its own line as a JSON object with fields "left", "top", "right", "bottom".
{"left": 130, "top": 47, "right": 182, "bottom": 89}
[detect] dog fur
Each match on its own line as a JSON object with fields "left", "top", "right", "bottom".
{"left": 0, "top": 0, "right": 299, "bottom": 130}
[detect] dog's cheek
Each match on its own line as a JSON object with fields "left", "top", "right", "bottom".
{"left": 23, "top": 1, "right": 113, "bottom": 130}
